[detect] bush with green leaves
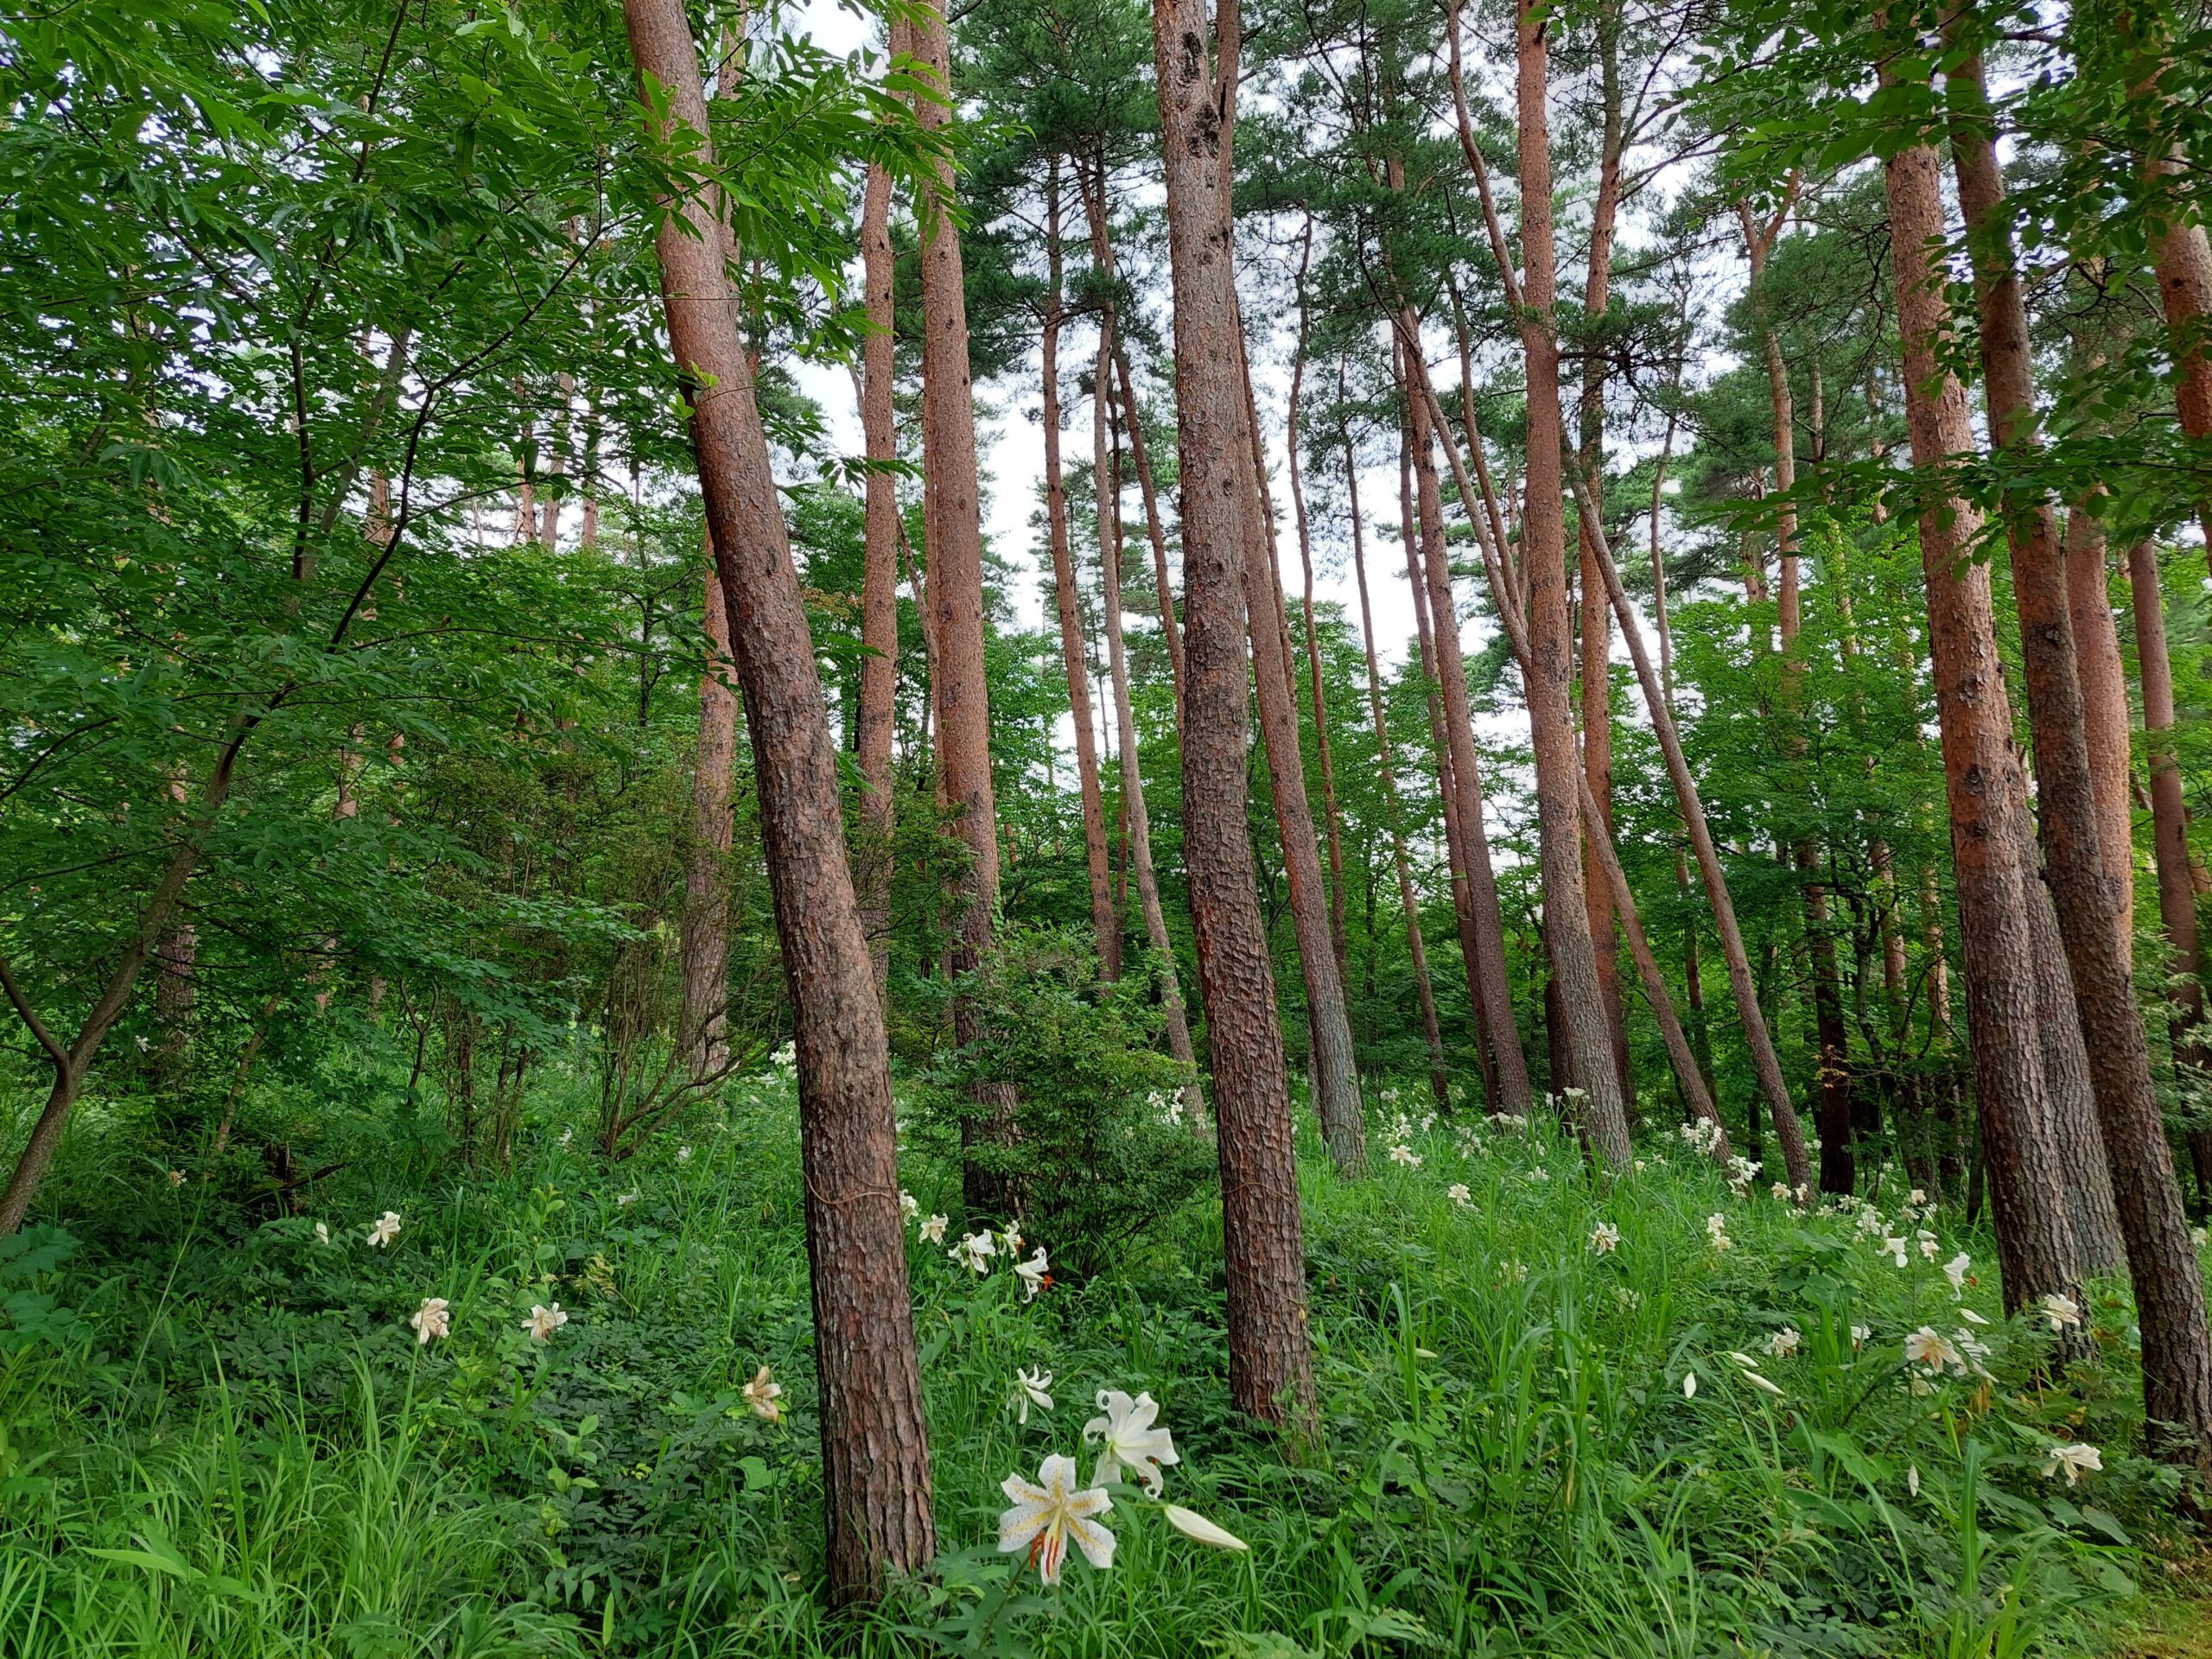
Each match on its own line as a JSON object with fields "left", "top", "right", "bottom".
{"left": 902, "top": 927, "right": 1215, "bottom": 1278}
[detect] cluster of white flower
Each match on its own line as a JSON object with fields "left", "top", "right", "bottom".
{"left": 1726, "top": 1154, "right": 1760, "bottom": 1195}
{"left": 1705, "top": 1212, "right": 1733, "bottom": 1252}
{"left": 944, "top": 1221, "right": 1051, "bottom": 1300}
{"left": 1589, "top": 1222, "right": 1620, "bottom": 1255}
{"left": 1487, "top": 1112, "right": 1529, "bottom": 1135}
{"left": 996, "top": 1389, "right": 1244, "bottom": 1585}
{"left": 1388, "top": 1144, "right": 1421, "bottom": 1168}
{"left": 1146, "top": 1090, "right": 1185, "bottom": 1126}
{"left": 2042, "top": 1442, "right": 2101, "bottom": 1484}
{"left": 1678, "top": 1118, "right": 1724, "bottom": 1158}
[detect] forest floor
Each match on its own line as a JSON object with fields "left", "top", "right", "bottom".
{"left": 1, "top": 1061, "right": 2209, "bottom": 1657}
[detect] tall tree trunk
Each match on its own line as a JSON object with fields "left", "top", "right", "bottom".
{"left": 913, "top": 0, "right": 1015, "bottom": 1213}
{"left": 620, "top": 0, "right": 934, "bottom": 1595}
{"left": 2069, "top": 503, "right": 2136, "bottom": 952}
{"left": 1512, "top": 0, "right": 1633, "bottom": 1166}
{"left": 1097, "top": 334, "right": 1205, "bottom": 1128}
{"left": 1877, "top": 74, "right": 2084, "bottom": 1315}
{"left": 1286, "top": 225, "right": 1351, "bottom": 985}
{"left": 1578, "top": 1, "right": 1632, "bottom": 1104}
{"left": 1346, "top": 422, "right": 1450, "bottom": 1110}
{"left": 855, "top": 60, "right": 904, "bottom": 1007}
{"left": 680, "top": 551, "right": 739, "bottom": 1077}
{"left": 1405, "top": 352, "right": 1533, "bottom": 1114}
{"left": 1946, "top": 32, "right": 2150, "bottom": 1292}
{"left": 1231, "top": 313, "right": 1368, "bottom": 1175}
{"left": 1040, "top": 165, "right": 1120, "bottom": 977}
{"left": 1948, "top": 38, "right": 2202, "bottom": 1423}
{"left": 1147, "top": 0, "right": 1315, "bottom": 1422}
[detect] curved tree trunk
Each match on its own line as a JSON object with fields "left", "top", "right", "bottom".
{"left": 1147, "top": 0, "right": 1314, "bottom": 1423}
{"left": 620, "top": 0, "right": 934, "bottom": 1597}
{"left": 1096, "top": 332, "right": 1205, "bottom": 1128}
{"left": 1232, "top": 310, "right": 1367, "bottom": 1175}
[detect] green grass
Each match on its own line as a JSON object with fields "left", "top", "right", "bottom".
{"left": 0, "top": 1071, "right": 2203, "bottom": 1656}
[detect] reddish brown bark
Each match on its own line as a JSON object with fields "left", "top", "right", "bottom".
{"left": 2068, "top": 504, "right": 2135, "bottom": 949}
{"left": 1346, "top": 423, "right": 1450, "bottom": 1109}
{"left": 1147, "top": 0, "right": 1314, "bottom": 1421}
{"left": 855, "top": 67, "right": 903, "bottom": 1006}
{"left": 1040, "top": 166, "right": 1120, "bottom": 977}
{"left": 1878, "top": 95, "right": 2083, "bottom": 1313}
{"left": 680, "top": 550, "right": 739, "bottom": 1077}
{"left": 621, "top": 0, "right": 934, "bottom": 1594}
{"left": 912, "top": 0, "right": 1016, "bottom": 1211}
{"left": 1232, "top": 315, "right": 1367, "bottom": 1175}
{"left": 1949, "top": 40, "right": 2201, "bottom": 1426}
{"left": 1513, "top": 0, "right": 1631, "bottom": 1166}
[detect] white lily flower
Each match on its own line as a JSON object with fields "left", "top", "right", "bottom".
{"left": 1881, "top": 1235, "right": 1910, "bottom": 1268}
{"left": 1742, "top": 1370, "right": 1785, "bottom": 1397}
{"left": 1446, "top": 1183, "right": 1472, "bottom": 1205}
{"left": 952, "top": 1231, "right": 996, "bottom": 1274}
{"left": 1164, "top": 1504, "right": 1247, "bottom": 1551}
{"left": 1704, "top": 1213, "right": 1732, "bottom": 1251}
{"left": 999, "top": 1454, "right": 1115, "bottom": 1584}
{"left": 1942, "top": 1252, "right": 1971, "bottom": 1292}
{"left": 313, "top": 1222, "right": 331, "bottom": 1246}
{"left": 522, "top": 1302, "right": 569, "bottom": 1343}
{"left": 1682, "top": 1370, "right": 1698, "bottom": 1398}
{"left": 677, "top": 1145, "right": 692, "bottom": 1165}
{"left": 559, "top": 1128, "right": 574, "bottom": 1149}
{"left": 899, "top": 1191, "right": 919, "bottom": 1223}
{"left": 2041, "top": 1293, "right": 2082, "bottom": 1332}
{"left": 1014, "top": 1247, "right": 1051, "bottom": 1301}
{"left": 1904, "top": 1326, "right": 1961, "bottom": 1373}
{"left": 1009, "top": 1366, "right": 1053, "bottom": 1424}
{"left": 1590, "top": 1222, "right": 1620, "bottom": 1255}
{"left": 410, "top": 1297, "right": 450, "bottom": 1344}
{"left": 615, "top": 1191, "right": 639, "bottom": 1208}
{"left": 743, "top": 1363, "right": 783, "bottom": 1421}
{"left": 366, "top": 1211, "right": 402, "bottom": 1249}
{"left": 999, "top": 1225, "right": 1025, "bottom": 1259}
{"left": 1765, "top": 1327, "right": 1802, "bottom": 1360}
{"left": 1960, "top": 1306, "right": 1988, "bottom": 1325}
{"left": 919, "top": 1213, "right": 949, "bottom": 1245}
{"left": 1850, "top": 1324, "right": 1871, "bottom": 1348}
{"left": 1084, "top": 1389, "right": 1179, "bottom": 1496}
{"left": 1388, "top": 1143, "right": 1421, "bottom": 1167}
{"left": 1908, "top": 1465, "right": 1921, "bottom": 1497}
{"left": 2041, "top": 1442, "right": 2101, "bottom": 1484}
{"left": 1917, "top": 1230, "right": 1939, "bottom": 1261}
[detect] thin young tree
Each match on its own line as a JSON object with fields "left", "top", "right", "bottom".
{"left": 620, "top": 0, "right": 934, "bottom": 1595}
{"left": 1096, "top": 333, "right": 1205, "bottom": 1126}
{"left": 678, "top": 553, "right": 738, "bottom": 1077}
{"left": 854, "top": 16, "right": 907, "bottom": 1004}
{"left": 1039, "top": 161, "right": 1121, "bottom": 976}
